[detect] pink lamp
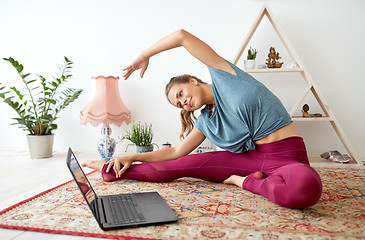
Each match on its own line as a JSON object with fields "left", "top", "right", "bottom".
{"left": 80, "top": 75, "right": 131, "bottom": 160}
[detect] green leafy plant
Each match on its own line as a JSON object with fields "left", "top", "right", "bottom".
{"left": 0, "top": 57, "right": 83, "bottom": 135}
{"left": 119, "top": 121, "right": 154, "bottom": 147}
{"left": 247, "top": 46, "right": 258, "bottom": 60}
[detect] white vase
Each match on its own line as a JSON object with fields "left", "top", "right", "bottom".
{"left": 27, "top": 134, "right": 54, "bottom": 159}
{"left": 244, "top": 59, "right": 256, "bottom": 69}
{"left": 97, "top": 124, "right": 116, "bottom": 160}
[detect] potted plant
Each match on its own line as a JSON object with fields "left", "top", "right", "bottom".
{"left": 120, "top": 121, "right": 159, "bottom": 153}
{"left": 0, "top": 57, "right": 83, "bottom": 158}
{"left": 244, "top": 46, "right": 258, "bottom": 69}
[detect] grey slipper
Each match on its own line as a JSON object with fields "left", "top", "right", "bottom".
{"left": 321, "top": 150, "right": 351, "bottom": 163}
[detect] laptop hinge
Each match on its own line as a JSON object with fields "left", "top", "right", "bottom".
{"left": 98, "top": 197, "right": 108, "bottom": 224}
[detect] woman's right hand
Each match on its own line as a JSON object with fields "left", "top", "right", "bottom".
{"left": 122, "top": 54, "right": 149, "bottom": 80}
{"left": 105, "top": 155, "right": 134, "bottom": 178}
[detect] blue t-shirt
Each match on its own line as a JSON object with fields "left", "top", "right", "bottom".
{"left": 194, "top": 61, "right": 292, "bottom": 153}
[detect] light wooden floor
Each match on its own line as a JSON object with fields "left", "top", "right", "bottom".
{"left": 0, "top": 148, "right": 107, "bottom": 240}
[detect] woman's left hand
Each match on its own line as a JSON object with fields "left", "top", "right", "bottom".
{"left": 122, "top": 54, "right": 149, "bottom": 80}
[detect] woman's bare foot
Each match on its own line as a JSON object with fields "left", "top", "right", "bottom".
{"left": 81, "top": 160, "right": 106, "bottom": 172}
{"left": 223, "top": 175, "right": 246, "bottom": 188}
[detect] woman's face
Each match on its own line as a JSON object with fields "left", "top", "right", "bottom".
{"left": 167, "top": 78, "right": 204, "bottom": 111}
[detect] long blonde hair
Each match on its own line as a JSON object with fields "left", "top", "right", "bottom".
{"left": 165, "top": 74, "right": 206, "bottom": 140}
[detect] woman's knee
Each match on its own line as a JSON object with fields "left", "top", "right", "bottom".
{"left": 279, "top": 165, "right": 322, "bottom": 208}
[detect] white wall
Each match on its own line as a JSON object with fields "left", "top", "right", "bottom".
{"left": 0, "top": 0, "right": 364, "bottom": 159}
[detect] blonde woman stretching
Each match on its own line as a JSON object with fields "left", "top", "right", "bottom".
{"left": 83, "top": 29, "right": 322, "bottom": 208}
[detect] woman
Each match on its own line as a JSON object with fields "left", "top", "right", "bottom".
{"left": 83, "top": 29, "right": 322, "bottom": 208}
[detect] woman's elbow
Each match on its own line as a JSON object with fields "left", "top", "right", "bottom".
{"left": 176, "top": 29, "right": 188, "bottom": 36}
{"left": 174, "top": 29, "right": 190, "bottom": 42}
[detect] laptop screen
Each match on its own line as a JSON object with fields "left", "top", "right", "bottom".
{"left": 67, "top": 149, "right": 97, "bottom": 206}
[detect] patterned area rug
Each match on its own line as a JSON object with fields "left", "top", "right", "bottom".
{"left": 0, "top": 168, "right": 364, "bottom": 239}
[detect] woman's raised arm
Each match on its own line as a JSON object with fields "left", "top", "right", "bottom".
{"left": 123, "top": 29, "right": 234, "bottom": 80}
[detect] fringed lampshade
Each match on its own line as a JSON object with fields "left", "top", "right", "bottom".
{"left": 80, "top": 76, "right": 131, "bottom": 159}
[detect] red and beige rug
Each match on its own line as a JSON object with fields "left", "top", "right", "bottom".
{"left": 0, "top": 168, "right": 364, "bottom": 239}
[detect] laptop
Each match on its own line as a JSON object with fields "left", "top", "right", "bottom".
{"left": 66, "top": 148, "right": 178, "bottom": 230}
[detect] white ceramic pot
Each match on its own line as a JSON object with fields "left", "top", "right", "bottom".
{"left": 27, "top": 134, "right": 54, "bottom": 159}
{"left": 244, "top": 59, "right": 256, "bottom": 69}
{"left": 133, "top": 143, "right": 159, "bottom": 153}
{"left": 97, "top": 124, "right": 116, "bottom": 160}
{"left": 136, "top": 145, "right": 154, "bottom": 153}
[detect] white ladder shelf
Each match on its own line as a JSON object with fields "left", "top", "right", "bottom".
{"left": 233, "top": 4, "right": 363, "bottom": 169}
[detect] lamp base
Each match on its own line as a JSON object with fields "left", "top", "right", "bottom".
{"left": 97, "top": 123, "right": 116, "bottom": 160}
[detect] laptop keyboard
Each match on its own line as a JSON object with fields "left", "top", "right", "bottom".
{"left": 108, "top": 194, "right": 146, "bottom": 224}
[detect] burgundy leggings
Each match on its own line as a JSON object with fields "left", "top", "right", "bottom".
{"left": 101, "top": 137, "right": 322, "bottom": 208}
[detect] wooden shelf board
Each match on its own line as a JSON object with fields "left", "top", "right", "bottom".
{"left": 245, "top": 68, "right": 304, "bottom": 73}
{"left": 309, "top": 157, "right": 364, "bottom": 169}
{"left": 291, "top": 116, "right": 333, "bottom": 122}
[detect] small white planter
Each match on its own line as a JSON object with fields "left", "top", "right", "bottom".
{"left": 136, "top": 143, "right": 159, "bottom": 153}
{"left": 136, "top": 145, "right": 154, "bottom": 153}
{"left": 244, "top": 59, "right": 256, "bottom": 69}
{"left": 27, "top": 134, "right": 54, "bottom": 159}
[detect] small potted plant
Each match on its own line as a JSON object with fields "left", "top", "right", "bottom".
{"left": 119, "top": 121, "right": 159, "bottom": 153}
{"left": 0, "top": 57, "right": 83, "bottom": 158}
{"left": 244, "top": 46, "right": 258, "bottom": 69}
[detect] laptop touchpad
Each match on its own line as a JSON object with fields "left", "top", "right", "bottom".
{"left": 144, "top": 203, "right": 169, "bottom": 213}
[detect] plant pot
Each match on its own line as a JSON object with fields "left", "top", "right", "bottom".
{"left": 27, "top": 134, "right": 54, "bottom": 159}
{"left": 244, "top": 59, "right": 256, "bottom": 69}
{"left": 136, "top": 145, "right": 154, "bottom": 153}
{"left": 125, "top": 143, "right": 159, "bottom": 153}
{"left": 136, "top": 143, "right": 160, "bottom": 153}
